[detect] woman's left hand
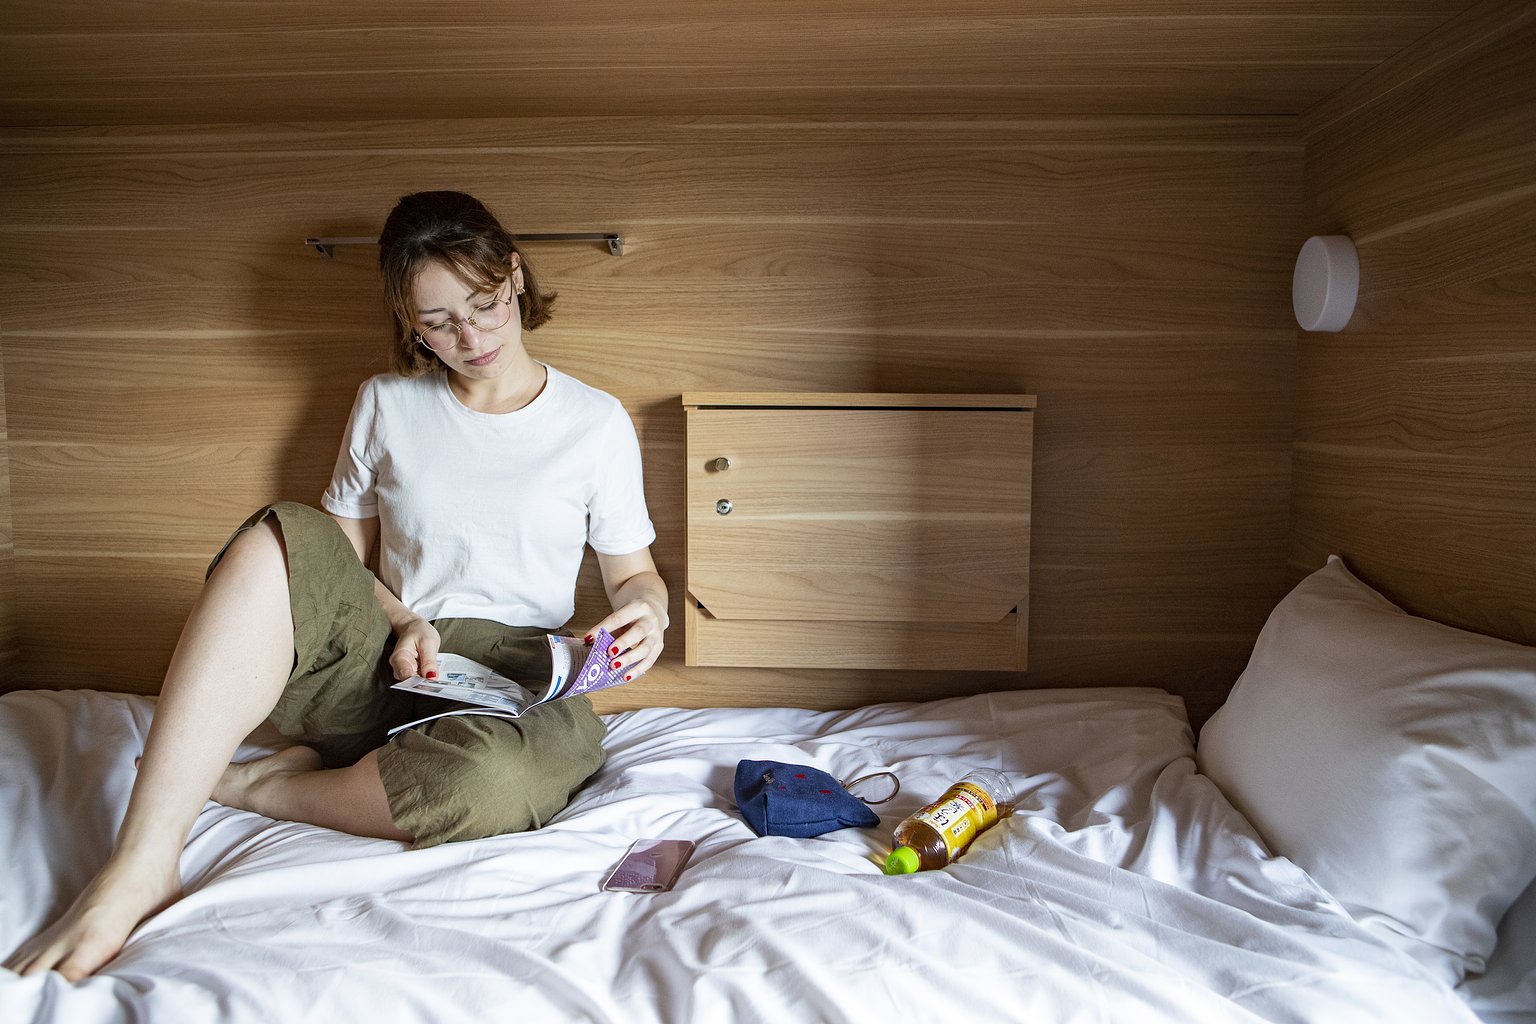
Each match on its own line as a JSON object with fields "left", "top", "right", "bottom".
{"left": 585, "top": 599, "right": 666, "bottom": 681}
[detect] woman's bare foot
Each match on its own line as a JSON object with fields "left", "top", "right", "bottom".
{"left": 3, "top": 856, "right": 182, "bottom": 981}
{"left": 210, "top": 745, "right": 323, "bottom": 811}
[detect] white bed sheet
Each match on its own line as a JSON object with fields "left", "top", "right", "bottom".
{"left": 0, "top": 686, "right": 1484, "bottom": 1024}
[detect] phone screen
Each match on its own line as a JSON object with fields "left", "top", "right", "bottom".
{"left": 600, "top": 838, "right": 696, "bottom": 893}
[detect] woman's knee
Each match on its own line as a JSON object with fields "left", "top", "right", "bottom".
{"left": 208, "top": 503, "right": 330, "bottom": 583}
{"left": 387, "top": 712, "right": 606, "bottom": 844}
{"left": 213, "top": 516, "right": 288, "bottom": 583}
{"left": 439, "top": 753, "right": 597, "bottom": 841}
{"left": 480, "top": 725, "right": 605, "bottom": 799}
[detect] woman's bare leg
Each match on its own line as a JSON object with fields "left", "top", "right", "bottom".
{"left": 3, "top": 519, "right": 296, "bottom": 981}
{"left": 212, "top": 747, "right": 411, "bottom": 842}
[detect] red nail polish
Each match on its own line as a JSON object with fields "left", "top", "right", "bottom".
{"left": 426, "top": 671, "right": 437, "bottom": 679}
{"left": 611, "top": 660, "right": 622, "bottom": 670}
{"left": 610, "top": 646, "right": 619, "bottom": 655}
{"left": 624, "top": 674, "right": 632, "bottom": 682}
{"left": 584, "top": 634, "right": 594, "bottom": 643}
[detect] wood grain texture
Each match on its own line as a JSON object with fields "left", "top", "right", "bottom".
{"left": 0, "top": 114, "right": 1300, "bottom": 713}
{"left": 683, "top": 402, "right": 1032, "bottom": 670}
{"left": 682, "top": 393, "right": 1034, "bottom": 409}
{"left": 0, "top": 353, "right": 17, "bottom": 680}
{"left": 1292, "top": 0, "right": 1536, "bottom": 647}
{"left": 687, "top": 518, "right": 1032, "bottom": 620}
{"left": 0, "top": 115, "right": 1307, "bottom": 156}
{"left": 0, "top": 146, "right": 1302, "bottom": 230}
{"left": 4, "top": 0, "right": 1473, "bottom": 35}
{"left": 0, "top": 3, "right": 1473, "bottom": 125}
{"left": 10, "top": 555, "right": 205, "bottom": 694}
{"left": 685, "top": 610, "right": 1024, "bottom": 671}
{"left": 1290, "top": 447, "right": 1536, "bottom": 642}
{"left": 1300, "top": 0, "right": 1536, "bottom": 138}
{"left": 1303, "top": 10, "right": 1536, "bottom": 242}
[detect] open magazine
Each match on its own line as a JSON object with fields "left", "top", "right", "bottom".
{"left": 386, "top": 627, "right": 627, "bottom": 735}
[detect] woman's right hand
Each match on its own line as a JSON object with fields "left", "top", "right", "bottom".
{"left": 389, "top": 617, "right": 442, "bottom": 680}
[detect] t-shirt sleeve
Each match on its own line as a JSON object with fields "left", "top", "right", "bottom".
{"left": 321, "top": 379, "right": 381, "bottom": 519}
{"left": 587, "top": 400, "right": 658, "bottom": 555}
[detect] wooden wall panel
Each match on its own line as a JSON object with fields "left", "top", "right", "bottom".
{"left": 1292, "top": 1, "right": 1536, "bottom": 645}
{"left": 0, "top": 115, "right": 1301, "bottom": 725}
{"left": 0, "top": 352, "right": 17, "bottom": 679}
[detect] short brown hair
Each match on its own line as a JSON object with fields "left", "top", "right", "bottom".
{"left": 377, "top": 191, "right": 556, "bottom": 376}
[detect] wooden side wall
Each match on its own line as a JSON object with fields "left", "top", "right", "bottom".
{"left": 0, "top": 351, "right": 17, "bottom": 677}
{"left": 0, "top": 116, "right": 1301, "bottom": 722}
{"left": 1293, "top": 1, "right": 1536, "bottom": 645}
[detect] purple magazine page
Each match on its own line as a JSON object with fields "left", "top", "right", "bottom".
{"left": 547, "top": 627, "right": 628, "bottom": 700}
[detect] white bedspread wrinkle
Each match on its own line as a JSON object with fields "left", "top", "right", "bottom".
{"left": 0, "top": 686, "right": 1480, "bottom": 1024}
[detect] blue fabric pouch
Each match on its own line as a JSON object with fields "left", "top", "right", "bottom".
{"left": 733, "top": 759, "right": 883, "bottom": 838}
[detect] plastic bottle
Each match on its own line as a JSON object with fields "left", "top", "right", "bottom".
{"left": 883, "top": 768, "right": 1016, "bottom": 875}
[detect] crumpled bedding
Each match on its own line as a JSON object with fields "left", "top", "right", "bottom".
{"left": 0, "top": 686, "right": 1481, "bottom": 1023}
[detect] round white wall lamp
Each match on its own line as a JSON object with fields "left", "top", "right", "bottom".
{"left": 1292, "top": 235, "right": 1359, "bottom": 332}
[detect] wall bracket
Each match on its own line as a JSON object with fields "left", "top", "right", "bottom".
{"left": 305, "top": 232, "right": 624, "bottom": 258}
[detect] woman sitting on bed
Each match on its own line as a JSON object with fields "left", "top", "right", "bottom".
{"left": 4, "top": 190, "right": 669, "bottom": 981}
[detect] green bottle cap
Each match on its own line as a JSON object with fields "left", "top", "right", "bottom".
{"left": 884, "top": 846, "right": 920, "bottom": 875}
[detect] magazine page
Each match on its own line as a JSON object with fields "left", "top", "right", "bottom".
{"left": 390, "top": 653, "right": 540, "bottom": 716}
{"left": 386, "top": 627, "right": 628, "bottom": 735}
{"left": 553, "top": 627, "right": 629, "bottom": 699}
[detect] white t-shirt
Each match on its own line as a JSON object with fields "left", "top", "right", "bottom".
{"left": 321, "top": 365, "right": 657, "bottom": 628}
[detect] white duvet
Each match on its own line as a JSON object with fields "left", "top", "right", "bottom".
{"left": 0, "top": 686, "right": 1480, "bottom": 1023}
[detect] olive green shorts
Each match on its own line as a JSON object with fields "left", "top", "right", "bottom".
{"left": 209, "top": 501, "right": 607, "bottom": 849}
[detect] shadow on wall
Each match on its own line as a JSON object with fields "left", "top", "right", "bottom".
{"left": 263, "top": 227, "right": 391, "bottom": 509}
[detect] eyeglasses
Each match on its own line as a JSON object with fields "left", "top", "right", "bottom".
{"left": 415, "top": 292, "right": 515, "bottom": 351}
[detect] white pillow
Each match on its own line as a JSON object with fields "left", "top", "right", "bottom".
{"left": 1460, "top": 874, "right": 1536, "bottom": 1014}
{"left": 1197, "top": 555, "right": 1536, "bottom": 987}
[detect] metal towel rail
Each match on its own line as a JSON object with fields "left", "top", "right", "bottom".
{"left": 305, "top": 232, "right": 624, "bottom": 258}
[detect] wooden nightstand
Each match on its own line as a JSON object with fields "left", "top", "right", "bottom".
{"left": 682, "top": 393, "right": 1035, "bottom": 670}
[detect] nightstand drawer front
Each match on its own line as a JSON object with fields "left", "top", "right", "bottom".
{"left": 683, "top": 395, "right": 1033, "bottom": 670}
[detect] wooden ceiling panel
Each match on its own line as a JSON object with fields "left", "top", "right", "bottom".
{"left": 0, "top": 1, "right": 1477, "bottom": 125}
{"left": 1, "top": 0, "right": 1476, "bottom": 35}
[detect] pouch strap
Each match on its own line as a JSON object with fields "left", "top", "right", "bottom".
{"left": 840, "top": 771, "right": 900, "bottom": 805}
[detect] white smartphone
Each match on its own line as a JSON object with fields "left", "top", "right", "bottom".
{"left": 600, "top": 838, "right": 696, "bottom": 893}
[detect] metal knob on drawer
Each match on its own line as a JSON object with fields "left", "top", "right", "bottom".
{"left": 715, "top": 499, "right": 733, "bottom": 515}
{"left": 710, "top": 457, "right": 732, "bottom": 472}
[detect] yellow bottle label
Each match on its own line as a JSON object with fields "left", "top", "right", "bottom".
{"left": 911, "top": 782, "right": 998, "bottom": 858}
